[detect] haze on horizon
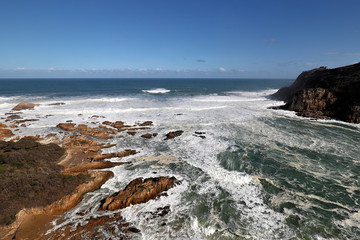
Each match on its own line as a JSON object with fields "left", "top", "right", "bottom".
{"left": 0, "top": 0, "right": 359, "bottom": 79}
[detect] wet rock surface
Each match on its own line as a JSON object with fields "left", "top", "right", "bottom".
{"left": 101, "top": 176, "right": 179, "bottom": 211}
{"left": 272, "top": 63, "right": 360, "bottom": 123}
{"left": 0, "top": 115, "right": 179, "bottom": 239}
{"left": 12, "top": 102, "right": 40, "bottom": 111}
{"left": 165, "top": 130, "right": 184, "bottom": 140}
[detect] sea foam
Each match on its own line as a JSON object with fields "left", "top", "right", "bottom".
{"left": 142, "top": 88, "right": 171, "bottom": 94}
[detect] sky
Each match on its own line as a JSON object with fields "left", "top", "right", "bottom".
{"left": 0, "top": 0, "right": 359, "bottom": 78}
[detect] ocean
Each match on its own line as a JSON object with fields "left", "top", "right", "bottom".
{"left": 0, "top": 78, "right": 359, "bottom": 239}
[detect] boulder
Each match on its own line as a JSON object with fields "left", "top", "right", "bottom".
{"left": 57, "top": 123, "right": 76, "bottom": 131}
{"left": 12, "top": 101, "right": 39, "bottom": 111}
{"left": 100, "top": 176, "right": 178, "bottom": 211}
{"left": 141, "top": 133, "right": 152, "bottom": 138}
{"left": 165, "top": 130, "right": 184, "bottom": 140}
{"left": 138, "top": 121, "right": 153, "bottom": 126}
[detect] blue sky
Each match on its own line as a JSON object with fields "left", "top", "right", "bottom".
{"left": 0, "top": 0, "right": 359, "bottom": 78}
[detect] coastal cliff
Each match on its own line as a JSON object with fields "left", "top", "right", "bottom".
{"left": 272, "top": 63, "right": 360, "bottom": 123}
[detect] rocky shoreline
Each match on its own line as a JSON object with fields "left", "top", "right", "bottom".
{"left": 0, "top": 102, "right": 184, "bottom": 239}
{"left": 272, "top": 63, "right": 360, "bottom": 123}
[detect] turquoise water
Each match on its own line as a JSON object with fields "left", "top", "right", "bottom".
{"left": 0, "top": 78, "right": 359, "bottom": 239}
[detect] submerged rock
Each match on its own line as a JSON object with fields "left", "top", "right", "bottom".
{"left": 12, "top": 101, "right": 40, "bottom": 111}
{"left": 165, "top": 130, "right": 184, "bottom": 140}
{"left": 100, "top": 176, "right": 179, "bottom": 211}
{"left": 272, "top": 63, "right": 360, "bottom": 123}
{"left": 48, "top": 102, "right": 65, "bottom": 106}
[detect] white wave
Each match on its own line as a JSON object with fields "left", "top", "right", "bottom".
{"left": 226, "top": 88, "right": 279, "bottom": 97}
{"left": 142, "top": 88, "right": 170, "bottom": 94}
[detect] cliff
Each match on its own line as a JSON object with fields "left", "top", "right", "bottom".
{"left": 272, "top": 63, "right": 360, "bottom": 123}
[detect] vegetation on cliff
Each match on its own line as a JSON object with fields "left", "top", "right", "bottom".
{"left": 0, "top": 138, "right": 89, "bottom": 226}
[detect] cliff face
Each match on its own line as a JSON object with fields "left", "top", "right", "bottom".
{"left": 272, "top": 63, "right": 360, "bottom": 123}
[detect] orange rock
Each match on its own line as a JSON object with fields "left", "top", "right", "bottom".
{"left": 62, "top": 161, "right": 129, "bottom": 175}
{"left": 101, "top": 176, "right": 178, "bottom": 211}
{"left": 12, "top": 101, "right": 40, "bottom": 111}
{"left": 140, "top": 133, "right": 152, "bottom": 138}
{"left": 138, "top": 121, "right": 153, "bottom": 126}
{"left": 76, "top": 124, "right": 117, "bottom": 139}
{"left": 44, "top": 171, "right": 114, "bottom": 215}
{"left": 93, "top": 150, "right": 137, "bottom": 161}
{"left": 10, "top": 136, "right": 21, "bottom": 142}
{"left": 57, "top": 123, "right": 76, "bottom": 131}
{"left": 0, "top": 128, "right": 14, "bottom": 140}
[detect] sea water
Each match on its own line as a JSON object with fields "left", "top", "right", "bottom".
{"left": 0, "top": 78, "right": 359, "bottom": 239}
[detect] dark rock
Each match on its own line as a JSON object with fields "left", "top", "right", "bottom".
{"left": 165, "top": 130, "right": 184, "bottom": 140}
{"left": 141, "top": 133, "right": 152, "bottom": 138}
{"left": 48, "top": 102, "right": 65, "bottom": 106}
{"left": 6, "top": 115, "right": 22, "bottom": 120}
{"left": 272, "top": 63, "right": 360, "bottom": 123}
{"left": 195, "top": 131, "right": 206, "bottom": 135}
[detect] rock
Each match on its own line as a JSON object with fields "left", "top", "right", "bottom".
{"left": 57, "top": 123, "right": 76, "bottom": 131}
{"left": 48, "top": 102, "right": 65, "bottom": 106}
{"left": 165, "top": 130, "right": 184, "bottom": 140}
{"left": 0, "top": 123, "right": 6, "bottom": 128}
{"left": 6, "top": 114, "right": 22, "bottom": 120}
{"left": 0, "top": 128, "right": 14, "bottom": 140}
{"left": 194, "top": 131, "right": 206, "bottom": 139}
{"left": 145, "top": 206, "right": 171, "bottom": 219}
{"left": 15, "top": 119, "right": 39, "bottom": 124}
{"left": 153, "top": 133, "right": 158, "bottom": 137}
{"left": 138, "top": 121, "right": 153, "bottom": 126}
{"left": 44, "top": 212, "right": 138, "bottom": 239}
{"left": 127, "top": 131, "right": 136, "bottom": 136}
{"left": 141, "top": 133, "right": 152, "bottom": 138}
{"left": 272, "top": 63, "right": 360, "bottom": 123}
{"left": 90, "top": 115, "right": 105, "bottom": 118}
{"left": 62, "top": 161, "right": 129, "bottom": 175}
{"left": 12, "top": 101, "right": 39, "bottom": 111}
{"left": 93, "top": 149, "right": 137, "bottom": 161}
{"left": 100, "top": 176, "right": 179, "bottom": 211}
{"left": 195, "top": 131, "right": 206, "bottom": 135}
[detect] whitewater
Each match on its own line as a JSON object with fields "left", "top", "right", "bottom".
{"left": 0, "top": 78, "right": 359, "bottom": 239}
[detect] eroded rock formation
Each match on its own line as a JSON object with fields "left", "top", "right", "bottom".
{"left": 101, "top": 176, "right": 179, "bottom": 211}
{"left": 272, "top": 63, "right": 360, "bottom": 123}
